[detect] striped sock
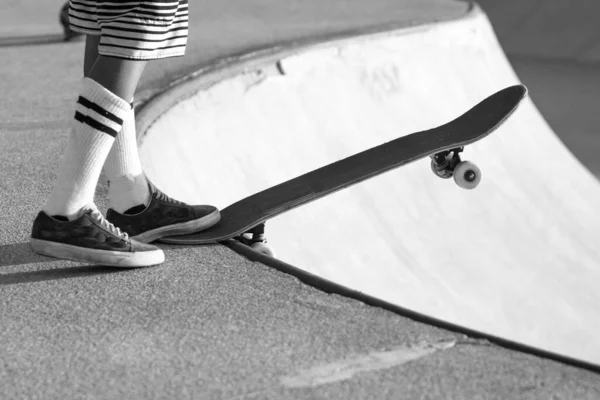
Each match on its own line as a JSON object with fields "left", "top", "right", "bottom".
{"left": 104, "top": 103, "right": 151, "bottom": 214}
{"left": 43, "top": 78, "right": 130, "bottom": 220}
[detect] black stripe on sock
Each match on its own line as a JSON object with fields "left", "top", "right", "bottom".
{"left": 77, "top": 96, "right": 124, "bottom": 125}
{"left": 74, "top": 111, "right": 119, "bottom": 138}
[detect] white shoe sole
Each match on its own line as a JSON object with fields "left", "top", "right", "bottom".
{"left": 134, "top": 209, "right": 221, "bottom": 243}
{"left": 30, "top": 239, "right": 165, "bottom": 268}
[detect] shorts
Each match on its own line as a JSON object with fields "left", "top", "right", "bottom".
{"left": 68, "top": 0, "right": 189, "bottom": 60}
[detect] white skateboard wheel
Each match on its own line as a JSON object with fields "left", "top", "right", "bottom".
{"left": 453, "top": 161, "right": 482, "bottom": 190}
{"left": 251, "top": 242, "right": 276, "bottom": 258}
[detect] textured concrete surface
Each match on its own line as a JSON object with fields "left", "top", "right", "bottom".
{"left": 1, "top": 0, "right": 599, "bottom": 398}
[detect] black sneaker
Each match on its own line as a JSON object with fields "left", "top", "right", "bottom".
{"left": 30, "top": 205, "right": 164, "bottom": 267}
{"left": 106, "top": 182, "right": 220, "bottom": 243}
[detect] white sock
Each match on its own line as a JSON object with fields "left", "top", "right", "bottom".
{"left": 43, "top": 78, "right": 131, "bottom": 219}
{"left": 104, "top": 102, "right": 151, "bottom": 213}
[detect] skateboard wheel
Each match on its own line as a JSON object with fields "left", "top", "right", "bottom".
{"left": 453, "top": 161, "right": 481, "bottom": 189}
{"left": 251, "top": 242, "right": 276, "bottom": 258}
{"left": 240, "top": 232, "right": 253, "bottom": 241}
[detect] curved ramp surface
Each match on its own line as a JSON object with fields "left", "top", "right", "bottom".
{"left": 139, "top": 6, "right": 600, "bottom": 367}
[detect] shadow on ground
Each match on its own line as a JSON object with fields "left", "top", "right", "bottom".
{"left": 0, "top": 34, "right": 83, "bottom": 47}
{"left": 0, "top": 243, "right": 126, "bottom": 285}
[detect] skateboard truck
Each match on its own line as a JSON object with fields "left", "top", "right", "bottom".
{"left": 235, "top": 223, "right": 276, "bottom": 257}
{"left": 430, "top": 147, "right": 482, "bottom": 189}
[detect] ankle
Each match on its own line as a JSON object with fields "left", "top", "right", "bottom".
{"left": 107, "top": 174, "right": 150, "bottom": 213}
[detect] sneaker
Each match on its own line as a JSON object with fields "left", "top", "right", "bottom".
{"left": 106, "top": 182, "right": 220, "bottom": 243}
{"left": 30, "top": 205, "right": 165, "bottom": 268}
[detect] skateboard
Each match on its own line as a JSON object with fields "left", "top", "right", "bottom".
{"left": 160, "top": 85, "right": 528, "bottom": 255}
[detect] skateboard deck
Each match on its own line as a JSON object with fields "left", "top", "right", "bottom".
{"left": 161, "top": 84, "right": 528, "bottom": 245}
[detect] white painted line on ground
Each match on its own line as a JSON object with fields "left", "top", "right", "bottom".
{"left": 280, "top": 341, "right": 456, "bottom": 388}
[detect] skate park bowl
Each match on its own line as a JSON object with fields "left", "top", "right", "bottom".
{"left": 138, "top": 2, "right": 600, "bottom": 368}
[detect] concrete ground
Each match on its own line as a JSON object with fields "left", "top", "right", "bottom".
{"left": 1, "top": 0, "right": 599, "bottom": 398}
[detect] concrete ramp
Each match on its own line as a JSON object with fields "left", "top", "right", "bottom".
{"left": 138, "top": 5, "right": 600, "bottom": 367}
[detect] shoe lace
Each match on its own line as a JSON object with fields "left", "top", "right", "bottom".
{"left": 88, "top": 207, "right": 129, "bottom": 239}
{"left": 156, "top": 189, "right": 185, "bottom": 206}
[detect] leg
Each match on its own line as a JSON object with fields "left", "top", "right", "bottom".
{"left": 83, "top": 34, "right": 100, "bottom": 77}
{"left": 82, "top": 2, "right": 219, "bottom": 242}
{"left": 31, "top": 49, "right": 163, "bottom": 267}
{"left": 42, "top": 38, "right": 147, "bottom": 219}
{"left": 31, "top": 2, "right": 163, "bottom": 267}
{"left": 87, "top": 55, "right": 147, "bottom": 101}
{"left": 96, "top": 60, "right": 151, "bottom": 212}
{"left": 84, "top": 34, "right": 148, "bottom": 101}
{"left": 41, "top": 0, "right": 219, "bottom": 248}
{"left": 83, "top": 35, "right": 151, "bottom": 213}
{"left": 86, "top": 34, "right": 152, "bottom": 213}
